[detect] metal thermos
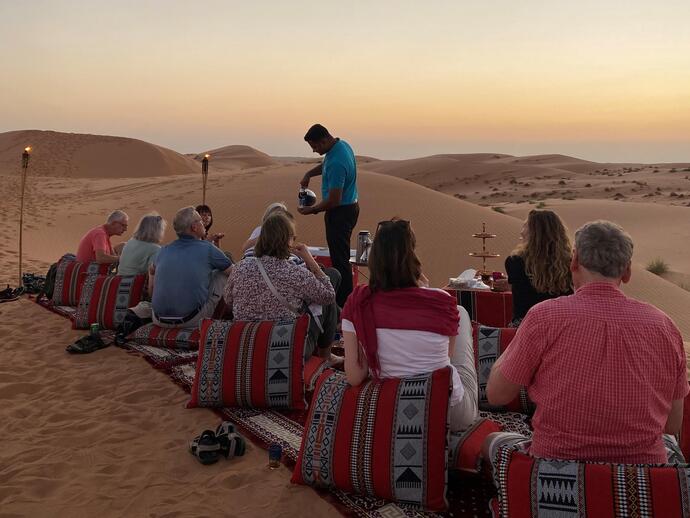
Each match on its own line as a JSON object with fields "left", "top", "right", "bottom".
{"left": 357, "top": 231, "right": 371, "bottom": 264}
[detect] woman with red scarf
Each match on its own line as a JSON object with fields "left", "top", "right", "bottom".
{"left": 341, "top": 219, "right": 479, "bottom": 431}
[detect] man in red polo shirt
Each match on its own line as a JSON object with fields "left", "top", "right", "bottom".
{"left": 485, "top": 220, "right": 688, "bottom": 466}
{"left": 76, "top": 210, "right": 129, "bottom": 264}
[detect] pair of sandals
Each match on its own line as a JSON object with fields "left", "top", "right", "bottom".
{"left": 189, "top": 421, "right": 246, "bottom": 465}
{"left": 66, "top": 334, "right": 109, "bottom": 354}
{"left": 0, "top": 285, "right": 24, "bottom": 303}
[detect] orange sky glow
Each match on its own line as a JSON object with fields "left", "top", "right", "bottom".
{"left": 1, "top": 1, "right": 689, "bottom": 162}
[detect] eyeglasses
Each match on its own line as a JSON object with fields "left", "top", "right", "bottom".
{"left": 376, "top": 219, "right": 410, "bottom": 233}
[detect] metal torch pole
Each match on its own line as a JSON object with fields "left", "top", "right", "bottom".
{"left": 18, "top": 147, "right": 31, "bottom": 286}
{"left": 201, "top": 154, "right": 209, "bottom": 205}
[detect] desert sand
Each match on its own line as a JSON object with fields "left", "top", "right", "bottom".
{"left": 2, "top": 129, "right": 690, "bottom": 516}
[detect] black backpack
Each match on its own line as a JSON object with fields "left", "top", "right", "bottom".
{"left": 39, "top": 253, "right": 75, "bottom": 301}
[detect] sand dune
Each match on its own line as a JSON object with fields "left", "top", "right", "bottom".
{"left": 4, "top": 158, "right": 690, "bottom": 338}
{"left": 0, "top": 130, "right": 200, "bottom": 178}
{"left": 198, "top": 144, "right": 278, "bottom": 170}
{"left": 364, "top": 153, "right": 690, "bottom": 208}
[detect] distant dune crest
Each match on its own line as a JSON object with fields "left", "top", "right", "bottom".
{"left": 197, "top": 144, "right": 277, "bottom": 170}
{"left": 0, "top": 130, "right": 201, "bottom": 178}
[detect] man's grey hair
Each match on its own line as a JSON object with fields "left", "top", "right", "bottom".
{"left": 173, "top": 206, "right": 199, "bottom": 235}
{"left": 133, "top": 213, "right": 167, "bottom": 243}
{"left": 574, "top": 220, "right": 633, "bottom": 279}
{"left": 262, "top": 202, "right": 288, "bottom": 222}
{"left": 106, "top": 210, "right": 128, "bottom": 224}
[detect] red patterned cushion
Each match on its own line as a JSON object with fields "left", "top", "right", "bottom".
{"left": 303, "top": 356, "right": 332, "bottom": 392}
{"left": 494, "top": 448, "right": 690, "bottom": 517}
{"left": 449, "top": 418, "right": 502, "bottom": 473}
{"left": 291, "top": 368, "right": 452, "bottom": 511}
{"left": 52, "top": 259, "right": 112, "bottom": 306}
{"left": 457, "top": 290, "right": 513, "bottom": 327}
{"left": 130, "top": 323, "right": 200, "bottom": 350}
{"left": 74, "top": 274, "right": 146, "bottom": 329}
{"left": 474, "top": 324, "right": 534, "bottom": 414}
{"left": 187, "top": 316, "right": 309, "bottom": 410}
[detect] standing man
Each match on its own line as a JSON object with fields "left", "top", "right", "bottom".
{"left": 298, "top": 124, "right": 359, "bottom": 307}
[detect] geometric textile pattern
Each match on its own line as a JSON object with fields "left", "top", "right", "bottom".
{"left": 292, "top": 367, "right": 452, "bottom": 512}
{"left": 473, "top": 324, "right": 534, "bottom": 414}
{"left": 52, "top": 258, "right": 112, "bottom": 306}
{"left": 74, "top": 274, "right": 146, "bottom": 330}
{"left": 495, "top": 447, "right": 690, "bottom": 518}
{"left": 130, "top": 323, "right": 201, "bottom": 350}
{"left": 187, "top": 316, "right": 309, "bottom": 410}
{"left": 457, "top": 289, "right": 513, "bottom": 328}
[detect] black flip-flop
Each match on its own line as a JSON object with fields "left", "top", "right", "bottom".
{"left": 189, "top": 430, "right": 221, "bottom": 465}
{"left": 65, "top": 334, "right": 109, "bottom": 354}
{"left": 215, "top": 421, "right": 246, "bottom": 459}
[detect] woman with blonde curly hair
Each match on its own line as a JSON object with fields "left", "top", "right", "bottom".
{"left": 505, "top": 209, "right": 573, "bottom": 326}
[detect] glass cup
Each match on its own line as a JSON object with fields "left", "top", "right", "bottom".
{"left": 268, "top": 443, "right": 282, "bottom": 469}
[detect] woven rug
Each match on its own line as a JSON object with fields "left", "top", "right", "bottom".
{"left": 34, "top": 295, "right": 533, "bottom": 517}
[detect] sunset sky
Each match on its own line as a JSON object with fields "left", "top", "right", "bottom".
{"left": 1, "top": 0, "right": 689, "bottom": 162}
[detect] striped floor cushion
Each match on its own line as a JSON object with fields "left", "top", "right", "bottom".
{"left": 493, "top": 447, "right": 690, "bottom": 517}
{"left": 52, "top": 258, "right": 112, "bottom": 306}
{"left": 130, "top": 323, "right": 200, "bottom": 350}
{"left": 449, "top": 418, "right": 502, "bottom": 473}
{"left": 292, "top": 367, "right": 452, "bottom": 511}
{"left": 187, "top": 316, "right": 309, "bottom": 410}
{"left": 74, "top": 274, "right": 146, "bottom": 330}
{"left": 474, "top": 324, "right": 534, "bottom": 414}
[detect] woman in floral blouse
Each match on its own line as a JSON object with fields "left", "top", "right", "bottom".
{"left": 224, "top": 211, "right": 339, "bottom": 359}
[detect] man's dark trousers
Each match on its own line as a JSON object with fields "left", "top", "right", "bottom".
{"left": 324, "top": 202, "right": 359, "bottom": 307}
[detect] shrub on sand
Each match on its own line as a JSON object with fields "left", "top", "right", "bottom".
{"left": 646, "top": 258, "right": 669, "bottom": 276}
{"left": 492, "top": 206, "right": 506, "bottom": 214}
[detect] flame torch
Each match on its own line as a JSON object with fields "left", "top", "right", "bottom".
{"left": 18, "top": 146, "right": 31, "bottom": 285}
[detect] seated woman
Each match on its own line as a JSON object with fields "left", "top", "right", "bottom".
{"left": 240, "top": 202, "right": 289, "bottom": 254}
{"left": 342, "top": 219, "right": 478, "bottom": 432}
{"left": 503, "top": 209, "right": 573, "bottom": 326}
{"left": 241, "top": 204, "right": 304, "bottom": 266}
{"left": 196, "top": 204, "right": 225, "bottom": 247}
{"left": 224, "top": 212, "right": 339, "bottom": 360}
{"left": 118, "top": 213, "right": 166, "bottom": 276}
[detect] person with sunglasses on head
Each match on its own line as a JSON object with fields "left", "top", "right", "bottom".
{"left": 76, "top": 210, "right": 129, "bottom": 265}
{"left": 341, "top": 218, "right": 479, "bottom": 431}
{"left": 298, "top": 124, "right": 359, "bottom": 308}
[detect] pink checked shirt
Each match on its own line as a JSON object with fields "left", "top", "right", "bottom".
{"left": 499, "top": 282, "right": 688, "bottom": 464}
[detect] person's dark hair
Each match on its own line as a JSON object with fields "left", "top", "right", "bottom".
{"left": 195, "top": 204, "right": 213, "bottom": 233}
{"left": 304, "top": 124, "right": 330, "bottom": 142}
{"left": 368, "top": 218, "right": 421, "bottom": 292}
{"left": 255, "top": 213, "right": 294, "bottom": 260}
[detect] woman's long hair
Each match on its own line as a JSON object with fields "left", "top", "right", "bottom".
{"left": 513, "top": 210, "right": 572, "bottom": 294}
{"left": 368, "top": 218, "right": 421, "bottom": 292}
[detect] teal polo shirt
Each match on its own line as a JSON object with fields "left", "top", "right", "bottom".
{"left": 321, "top": 139, "right": 358, "bottom": 206}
